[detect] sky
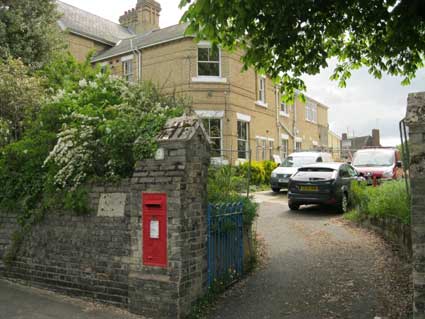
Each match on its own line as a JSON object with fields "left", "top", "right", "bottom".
{"left": 63, "top": 0, "right": 425, "bottom": 146}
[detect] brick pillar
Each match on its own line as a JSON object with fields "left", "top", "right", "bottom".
{"left": 128, "top": 116, "right": 210, "bottom": 319}
{"left": 405, "top": 92, "right": 425, "bottom": 318}
{"left": 372, "top": 129, "right": 380, "bottom": 146}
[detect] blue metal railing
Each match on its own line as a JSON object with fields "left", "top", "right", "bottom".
{"left": 207, "top": 202, "right": 244, "bottom": 287}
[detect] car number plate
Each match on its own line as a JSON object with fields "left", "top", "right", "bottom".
{"left": 278, "top": 179, "right": 287, "bottom": 183}
{"left": 299, "top": 185, "right": 318, "bottom": 192}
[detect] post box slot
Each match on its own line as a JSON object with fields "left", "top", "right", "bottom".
{"left": 145, "top": 203, "right": 161, "bottom": 208}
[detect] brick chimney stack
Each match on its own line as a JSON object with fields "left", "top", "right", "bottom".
{"left": 372, "top": 129, "right": 380, "bottom": 146}
{"left": 120, "top": 0, "right": 161, "bottom": 34}
{"left": 342, "top": 133, "right": 348, "bottom": 140}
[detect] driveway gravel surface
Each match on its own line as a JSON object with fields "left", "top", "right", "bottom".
{"left": 208, "top": 191, "right": 412, "bottom": 319}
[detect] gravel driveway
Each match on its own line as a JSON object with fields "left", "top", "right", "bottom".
{"left": 208, "top": 191, "right": 412, "bottom": 319}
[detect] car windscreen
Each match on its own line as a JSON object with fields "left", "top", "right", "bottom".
{"left": 352, "top": 150, "right": 394, "bottom": 167}
{"left": 295, "top": 167, "right": 336, "bottom": 179}
{"left": 281, "top": 156, "right": 317, "bottom": 167}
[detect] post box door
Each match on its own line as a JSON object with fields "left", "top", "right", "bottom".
{"left": 142, "top": 193, "right": 167, "bottom": 267}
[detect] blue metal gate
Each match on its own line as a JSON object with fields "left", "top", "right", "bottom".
{"left": 207, "top": 202, "right": 244, "bottom": 287}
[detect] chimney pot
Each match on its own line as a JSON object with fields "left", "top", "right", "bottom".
{"left": 120, "top": 0, "right": 161, "bottom": 34}
{"left": 372, "top": 129, "right": 380, "bottom": 146}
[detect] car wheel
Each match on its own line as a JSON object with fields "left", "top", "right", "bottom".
{"left": 339, "top": 193, "right": 348, "bottom": 214}
{"left": 272, "top": 188, "right": 280, "bottom": 193}
{"left": 289, "top": 202, "right": 300, "bottom": 211}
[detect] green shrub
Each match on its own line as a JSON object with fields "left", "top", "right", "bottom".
{"left": 262, "top": 160, "right": 278, "bottom": 184}
{"left": 208, "top": 165, "right": 258, "bottom": 225}
{"left": 350, "top": 180, "right": 410, "bottom": 224}
{"left": 236, "top": 161, "right": 266, "bottom": 185}
{"left": 343, "top": 209, "right": 361, "bottom": 222}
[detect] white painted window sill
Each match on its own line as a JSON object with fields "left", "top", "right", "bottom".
{"left": 280, "top": 111, "right": 289, "bottom": 117}
{"left": 192, "top": 76, "right": 227, "bottom": 83}
{"left": 305, "top": 119, "right": 317, "bottom": 124}
{"left": 255, "top": 101, "right": 268, "bottom": 108}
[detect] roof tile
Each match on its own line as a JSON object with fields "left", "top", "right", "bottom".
{"left": 57, "top": 1, "right": 133, "bottom": 45}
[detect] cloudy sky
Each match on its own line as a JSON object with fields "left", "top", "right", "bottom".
{"left": 63, "top": 0, "right": 425, "bottom": 146}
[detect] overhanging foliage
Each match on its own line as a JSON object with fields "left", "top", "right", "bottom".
{"left": 180, "top": 0, "right": 425, "bottom": 100}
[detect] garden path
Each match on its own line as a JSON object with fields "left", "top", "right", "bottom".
{"left": 208, "top": 191, "right": 412, "bottom": 319}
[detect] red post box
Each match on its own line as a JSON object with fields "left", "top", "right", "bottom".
{"left": 142, "top": 193, "right": 167, "bottom": 267}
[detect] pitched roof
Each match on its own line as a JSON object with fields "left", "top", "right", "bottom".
{"left": 92, "top": 23, "right": 191, "bottom": 62}
{"left": 349, "top": 135, "right": 374, "bottom": 150}
{"left": 57, "top": 1, "right": 134, "bottom": 45}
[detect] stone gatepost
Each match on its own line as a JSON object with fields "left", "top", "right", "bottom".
{"left": 128, "top": 116, "right": 210, "bottom": 319}
{"left": 405, "top": 92, "right": 425, "bottom": 318}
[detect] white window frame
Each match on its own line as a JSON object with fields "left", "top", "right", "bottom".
{"left": 281, "top": 135, "right": 289, "bottom": 159}
{"left": 276, "top": 88, "right": 289, "bottom": 117}
{"left": 296, "top": 141, "right": 302, "bottom": 152}
{"left": 122, "top": 59, "right": 133, "bottom": 82}
{"left": 255, "top": 136, "right": 274, "bottom": 161}
{"left": 269, "top": 140, "right": 274, "bottom": 160}
{"left": 305, "top": 100, "right": 318, "bottom": 123}
{"left": 192, "top": 41, "right": 226, "bottom": 83}
{"left": 202, "top": 118, "right": 223, "bottom": 159}
{"left": 256, "top": 76, "right": 268, "bottom": 107}
{"left": 237, "top": 120, "right": 249, "bottom": 160}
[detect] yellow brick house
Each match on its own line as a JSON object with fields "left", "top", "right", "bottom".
{"left": 57, "top": 0, "right": 332, "bottom": 164}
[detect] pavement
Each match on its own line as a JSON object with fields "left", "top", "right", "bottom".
{"left": 208, "top": 191, "right": 412, "bottom": 319}
{"left": 0, "top": 279, "right": 142, "bottom": 319}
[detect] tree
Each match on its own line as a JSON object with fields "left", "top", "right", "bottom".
{"left": 0, "top": 0, "right": 63, "bottom": 68}
{"left": 0, "top": 58, "right": 44, "bottom": 142}
{"left": 180, "top": 0, "right": 425, "bottom": 99}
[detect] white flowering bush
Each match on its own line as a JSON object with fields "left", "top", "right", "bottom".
{"left": 0, "top": 53, "right": 190, "bottom": 216}
{"left": 0, "top": 119, "right": 11, "bottom": 147}
{"left": 42, "top": 74, "right": 189, "bottom": 189}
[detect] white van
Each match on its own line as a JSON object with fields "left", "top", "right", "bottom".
{"left": 270, "top": 152, "right": 333, "bottom": 192}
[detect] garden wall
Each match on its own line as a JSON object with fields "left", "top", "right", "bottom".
{"left": 359, "top": 217, "right": 412, "bottom": 259}
{"left": 0, "top": 183, "right": 132, "bottom": 306}
{"left": 0, "top": 212, "right": 18, "bottom": 267}
{"left": 0, "top": 116, "right": 211, "bottom": 319}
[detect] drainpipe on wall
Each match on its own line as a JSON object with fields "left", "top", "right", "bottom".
{"left": 130, "top": 38, "right": 142, "bottom": 82}
{"left": 293, "top": 92, "right": 298, "bottom": 151}
{"left": 276, "top": 86, "right": 281, "bottom": 157}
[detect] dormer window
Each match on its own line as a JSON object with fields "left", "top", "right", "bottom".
{"left": 197, "top": 44, "right": 221, "bottom": 77}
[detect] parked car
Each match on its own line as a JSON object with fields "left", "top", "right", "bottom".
{"left": 288, "top": 162, "right": 359, "bottom": 213}
{"left": 270, "top": 152, "right": 333, "bottom": 192}
{"left": 351, "top": 148, "right": 402, "bottom": 183}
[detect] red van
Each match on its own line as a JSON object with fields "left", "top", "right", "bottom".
{"left": 352, "top": 148, "right": 403, "bottom": 182}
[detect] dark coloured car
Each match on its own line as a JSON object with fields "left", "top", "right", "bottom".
{"left": 288, "top": 163, "right": 359, "bottom": 213}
